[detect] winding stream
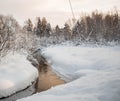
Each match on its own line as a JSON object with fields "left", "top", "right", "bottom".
{"left": 0, "top": 53, "right": 65, "bottom": 101}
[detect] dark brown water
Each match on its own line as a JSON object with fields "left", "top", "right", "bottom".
{"left": 37, "top": 63, "right": 65, "bottom": 92}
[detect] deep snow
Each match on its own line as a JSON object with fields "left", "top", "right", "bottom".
{"left": 0, "top": 52, "right": 38, "bottom": 98}
{"left": 18, "top": 45, "right": 120, "bottom": 101}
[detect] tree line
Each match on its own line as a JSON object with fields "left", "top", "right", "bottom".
{"left": 72, "top": 11, "right": 120, "bottom": 42}
{"left": 23, "top": 11, "right": 120, "bottom": 43}
{"left": 23, "top": 17, "right": 51, "bottom": 37}
{"left": 0, "top": 10, "right": 120, "bottom": 57}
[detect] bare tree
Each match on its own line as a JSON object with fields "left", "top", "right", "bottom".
{"left": 0, "top": 15, "right": 19, "bottom": 58}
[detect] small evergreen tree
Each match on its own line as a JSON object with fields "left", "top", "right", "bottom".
{"left": 63, "top": 23, "right": 71, "bottom": 40}
{"left": 23, "top": 19, "right": 33, "bottom": 33}
{"left": 35, "top": 17, "right": 42, "bottom": 36}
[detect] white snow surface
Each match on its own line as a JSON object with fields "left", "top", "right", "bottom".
{"left": 18, "top": 45, "right": 120, "bottom": 101}
{"left": 0, "top": 52, "right": 38, "bottom": 98}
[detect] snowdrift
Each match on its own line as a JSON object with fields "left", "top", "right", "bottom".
{"left": 18, "top": 45, "right": 120, "bottom": 101}
{"left": 0, "top": 52, "right": 38, "bottom": 98}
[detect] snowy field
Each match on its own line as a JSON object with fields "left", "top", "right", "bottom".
{"left": 18, "top": 45, "right": 120, "bottom": 101}
{"left": 0, "top": 52, "right": 38, "bottom": 98}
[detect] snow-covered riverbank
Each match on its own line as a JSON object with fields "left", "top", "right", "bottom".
{"left": 0, "top": 52, "right": 38, "bottom": 98}
{"left": 18, "top": 45, "right": 120, "bottom": 101}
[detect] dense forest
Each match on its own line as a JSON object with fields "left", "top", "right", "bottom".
{"left": 0, "top": 10, "right": 120, "bottom": 57}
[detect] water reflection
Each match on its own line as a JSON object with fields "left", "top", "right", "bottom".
{"left": 37, "top": 63, "right": 65, "bottom": 92}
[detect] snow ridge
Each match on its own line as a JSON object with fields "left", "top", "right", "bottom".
{"left": 0, "top": 52, "right": 38, "bottom": 98}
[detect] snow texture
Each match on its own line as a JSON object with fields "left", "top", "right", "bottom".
{"left": 18, "top": 45, "right": 120, "bottom": 101}
{"left": 0, "top": 52, "right": 38, "bottom": 98}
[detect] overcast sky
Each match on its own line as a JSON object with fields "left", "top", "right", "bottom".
{"left": 0, "top": 0, "right": 120, "bottom": 27}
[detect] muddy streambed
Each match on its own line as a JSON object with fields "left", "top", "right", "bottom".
{"left": 0, "top": 51, "right": 65, "bottom": 101}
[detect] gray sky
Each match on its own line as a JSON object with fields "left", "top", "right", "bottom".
{"left": 0, "top": 0, "right": 120, "bottom": 27}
